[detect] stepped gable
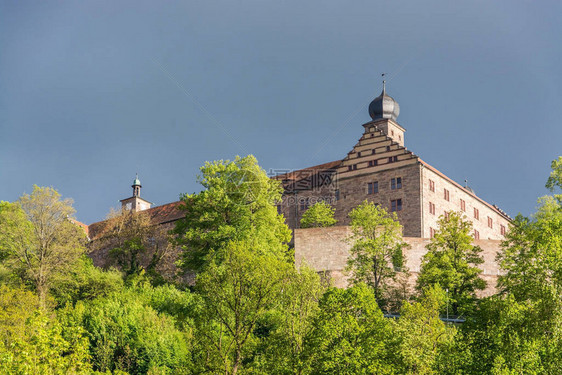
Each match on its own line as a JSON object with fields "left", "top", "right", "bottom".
{"left": 418, "top": 158, "right": 512, "bottom": 221}
{"left": 87, "top": 200, "right": 184, "bottom": 241}
{"left": 337, "top": 124, "right": 418, "bottom": 179}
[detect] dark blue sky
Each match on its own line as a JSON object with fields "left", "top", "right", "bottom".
{"left": 1, "top": 1, "right": 561, "bottom": 224}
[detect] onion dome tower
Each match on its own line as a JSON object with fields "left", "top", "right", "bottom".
{"left": 368, "top": 80, "right": 400, "bottom": 121}
{"left": 365, "top": 79, "right": 405, "bottom": 147}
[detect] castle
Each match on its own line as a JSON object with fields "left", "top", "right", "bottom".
{"left": 86, "top": 83, "right": 511, "bottom": 292}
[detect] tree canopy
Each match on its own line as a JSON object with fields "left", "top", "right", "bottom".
{"left": 346, "top": 200, "right": 407, "bottom": 305}
{"left": 416, "top": 212, "right": 485, "bottom": 316}
{"left": 300, "top": 201, "right": 337, "bottom": 228}
{"left": 174, "top": 155, "right": 291, "bottom": 272}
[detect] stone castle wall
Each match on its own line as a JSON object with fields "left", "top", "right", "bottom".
{"left": 421, "top": 165, "right": 510, "bottom": 240}
{"left": 294, "top": 226, "right": 502, "bottom": 296}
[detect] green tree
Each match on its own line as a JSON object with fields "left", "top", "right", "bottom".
{"left": 300, "top": 201, "right": 337, "bottom": 228}
{"left": 448, "top": 295, "right": 552, "bottom": 374}
{"left": 546, "top": 155, "right": 562, "bottom": 200}
{"left": 93, "top": 208, "right": 172, "bottom": 281}
{"left": 49, "top": 256, "right": 124, "bottom": 307}
{"left": 394, "top": 285, "right": 454, "bottom": 375}
{"left": 67, "top": 289, "right": 192, "bottom": 374}
{"left": 252, "top": 265, "right": 328, "bottom": 374}
{"left": 0, "top": 186, "right": 86, "bottom": 307}
{"left": 345, "top": 201, "right": 407, "bottom": 305}
{"left": 301, "top": 285, "right": 395, "bottom": 374}
{"left": 416, "top": 212, "right": 485, "bottom": 316}
{"left": 0, "top": 285, "right": 91, "bottom": 374}
{"left": 194, "top": 240, "right": 291, "bottom": 375}
{"left": 174, "top": 155, "right": 291, "bottom": 272}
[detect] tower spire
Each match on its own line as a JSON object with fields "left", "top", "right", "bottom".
{"left": 382, "top": 73, "right": 386, "bottom": 95}
{"left": 132, "top": 173, "right": 142, "bottom": 197}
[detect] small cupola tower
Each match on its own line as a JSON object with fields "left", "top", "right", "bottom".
{"left": 120, "top": 174, "right": 152, "bottom": 212}
{"left": 132, "top": 174, "right": 142, "bottom": 197}
{"left": 365, "top": 79, "right": 405, "bottom": 147}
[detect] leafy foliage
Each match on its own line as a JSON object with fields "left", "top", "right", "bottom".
{"left": 0, "top": 186, "right": 86, "bottom": 307}
{"left": 394, "top": 285, "right": 454, "bottom": 375}
{"left": 302, "top": 285, "right": 395, "bottom": 374}
{"left": 300, "top": 201, "right": 337, "bottom": 228}
{"left": 0, "top": 285, "right": 91, "bottom": 374}
{"left": 95, "top": 208, "right": 172, "bottom": 281}
{"left": 194, "top": 240, "right": 291, "bottom": 374}
{"left": 174, "top": 155, "right": 291, "bottom": 272}
{"left": 346, "top": 201, "right": 407, "bottom": 305}
{"left": 416, "top": 212, "right": 485, "bottom": 316}
{"left": 67, "top": 289, "right": 193, "bottom": 374}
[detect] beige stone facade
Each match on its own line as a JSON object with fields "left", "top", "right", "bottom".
{"left": 295, "top": 226, "right": 502, "bottom": 296}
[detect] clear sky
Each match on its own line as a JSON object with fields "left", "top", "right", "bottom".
{"left": 1, "top": 1, "right": 561, "bottom": 224}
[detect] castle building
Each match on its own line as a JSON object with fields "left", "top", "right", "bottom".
{"left": 85, "top": 83, "right": 511, "bottom": 291}
{"left": 275, "top": 82, "right": 511, "bottom": 240}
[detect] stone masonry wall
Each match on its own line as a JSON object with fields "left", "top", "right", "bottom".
{"left": 295, "top": 226, "right": 502, "bottom": 296}
{"left": 421, "top": 165, "right": 510, "bottom": 240}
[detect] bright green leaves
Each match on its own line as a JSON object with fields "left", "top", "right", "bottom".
{"left": 174, "top": 155, "right": 291, "bottom": 273}
{"left": 300, "top": 201, "right": 337, "bottom": 228}
{"left": 302, "top": 285, "right": 395, "bottom": 375}
{"left": 346, "top": 200, "right": 408, "bottom": 306}
{"left": 0, "top": 186, "right": 86, "bottom": 308}
{"left": 417, "top": 212, "right": 485, "bottom": 316}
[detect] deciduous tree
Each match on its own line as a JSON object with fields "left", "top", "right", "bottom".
{"left": 195, "top": 240, "right": 291, "bottom": 374}
{"left": 174, "top": 155, "right": 291, "bottom": 272}
{"left": 416, "top": 212, "right": 485, "bottom": 316}
{"left": 300, "top": 201, "right": 337, "bottom": 228}
{"left": 0, "top": 186, "right": 85, "bottom": 307}
{"left": 346, "top": 201, "right": 407, "bottom": 305}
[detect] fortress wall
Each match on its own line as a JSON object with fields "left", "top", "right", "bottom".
{"left": 295, "top": 226, "right": 502, "bottom": 296}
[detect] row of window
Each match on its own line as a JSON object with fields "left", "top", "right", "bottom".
{"left": 356, "top": 146, "right": 393, "bottom": 158}
{"left": 367, "top": 177, "right": 402, "bottom": 194}
{"left": 347, "top": 155, "right": 400, "bottom": 171}
{"left": 429, "top": 226, "right": 506, "bottom": 239}
{"left": 429, "top": 201, "right": 503, "bottom": 229}
{"left": 428, "top": 178, "right": 506, "bottom": 231}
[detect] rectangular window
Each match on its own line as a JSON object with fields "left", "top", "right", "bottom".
{"left": 460, "top": 199, "right": 466, "bottom": 211}
{"left": 391, "top": 177, "right": 402, "bottom": 190}
{"left": 488, "top": 217, "right": 493, "bottom": 228}
{"left": 429, "top": 202, "right": 435, "bottom": 215}
{"left": 357, "top": 151, "right": 361, "bottom": 157}
{"left": 386, "top": 146, "right": 391, "bottom": 152}
{"left": 388, "top": 157, "right": 393, "bottom": 163}
{"left": 391, "top": 199, "right": 403, "bottom": 212}
{"left": 474, "top": 208, "right": 479, "bottom": 220}
{"left": 335, "top": 190, "right": 340, "bottom": 201}
{"left": 500, "top": 224, "right": 506, "bottom": 236}
{"left": 368, "top": 160, "right": 378, "bottom": 167}
{"left": 348, "top": 165, "right": 352, "bottom": 171}
{"left": 474, "top": 230, "right": 480, "bottom": 240}
{"left": 444, "top": 188, "right": 450, "bottom": 201}
{"left": 393, "top": 155, "right": 398, "bottom": 162}
{"left": 367, "top": 182, "right": 378, "bottom": 195}
{"left": 430, "top": 227, "right": 435, "bottom": 238}
{"left": 353, "top": 164, "right": 357, "bottom": 170}
{"left": 444, "top": 211, "right": 449, "bottom": 220}
{"left": 372, "top": 149, "right": 376, "bottom": 155}
{"left": 429, "top": 179, "right": 435, "bottom": 192}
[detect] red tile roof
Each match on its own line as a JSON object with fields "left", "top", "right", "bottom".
{"left": 273, "top": 160, "right": 341, "bottom": 181}
{"left": 87, "top": 201, "right": 184, "bottom": 240}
